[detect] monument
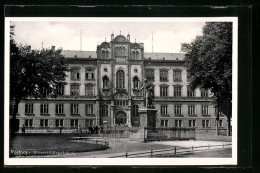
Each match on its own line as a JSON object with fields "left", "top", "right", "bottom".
{"left": 138, "top": 78, "right": 157, "bottom": 129}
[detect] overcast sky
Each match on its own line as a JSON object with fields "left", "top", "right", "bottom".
{"left": 11, "top": 20, "right": 205, "bottom": 53}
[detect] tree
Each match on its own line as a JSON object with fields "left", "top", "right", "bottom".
{"left": 10, "top": 25, "right": 69, "bottom": 133}
{"left": 181, "top": 22, "right": 232, "bottom": 136}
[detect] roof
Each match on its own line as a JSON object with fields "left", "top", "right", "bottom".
{"left": 62, "top": 50, "right": 97, "bottom": 59}
{"left": 114, "top": 35, "right": 127, "bottom": 42}
{"left": 144, "top": 52, "right": 185, "bottom": 60}
{"left": 62, "top": 50, "right": 185, "bottom": 60}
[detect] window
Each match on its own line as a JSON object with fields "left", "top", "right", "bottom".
{"left": 71, "top": 104, "right": 79, "bottom": 114}
{"left": 25, "top": 119, "right": 33, "bottom": 127}
{"left": 71, "top": 119, "right": 78, "bottom": 127}
{"left": 174, "top": 105, "right": 182, "bottom": 115}
{"left": 115, "top": 101, "right": 128, "bottom": 106}
{"left": 40, "top": 119, "right": 48, "bottom": 127}
{"left": 116, "top": 70, "right": 125, "bottom": 89}
{"left": 187, "top": 87, "right": 195, "bottom": 97}
{"left": 132, "top": 105, "right": 139, "bottom": 116}
{"left": 189, "top": 120, "right": 196, "bottom": 127}
{"left": 173, "top": 70, "right": 182, "bottom": 82}
{"left": 175, "top": 120, "right": 182, "bottom": 127}
{"left": 25, "top": 104, "right": 33, "bottom": 114}
{"left": 188, "top": 105, "right": 195, "bottom": 115}
{"left": 160, "top": 70, "right": 168, "bottom": 81}
{"left": 136, "top": 52, "right": 140, "bottom": 59}
{"left": 161, "top": 120, "right": 168, "bottom": 127}
{"left": 103, "top": 76, "right": 109, "bottom": 89}
{"left": 133, "top": 77, "right": 139, "bottom": 89}
{"left": 201, "top": 88, "right": 208, "bottom": 97}
{"left": 102, "top": 50, "right": 105, "bottom": 59}
{"left": 202, "top": 120, "right": 210, "bottom": 127}
{"left": 56, "top": 119, "right": 63, "bottom": 127}
{"left": 101, "top": 105, "right": 108, "bottom": 116}
{"left": 71, "top": 84, "right": 80, "bottom": 96}
{"left": 105, "top": 51, "right": 109, "bottom": 59}
{"left": 160, "top": 86, "right": 168, "bottom": 97}
{"left": 56, "top": 104, "right": 64, "bottom": 114}
{"left": 56, "top": 85, "right": 64, "bottom": 96}
{"left": 71, "top": 69, "right": 80, "bottom": 80}
{"left": 174, "top": 86, "right": 182, "bottom": 97}
{"left": 86, "top": 85, "right": 94, "bottom": 96}
{"left": 86, "top": 104, "right": 94, "bottom": 114}
{"left": 40, "top": 104, "right": 49, "bottom": 114}
{"left": 218, "top": 120, "right": 223, "bottom": 127}
{"left": 132, "top": 52, "right": 136, "bottom": 59}
{"left": 161, "top": 105, "right": 168, "bottom": 115}
{"left": 202, "top": 105, "right": 209, "bottom": 115}
{"left": 145, "top": 69, "right": 154, "bottom": 81}
{"left": 86, "top": 69, "right": 95, "bottom": 80}
{"left": 85, "top": 119, "right": 94, "bottom": 127}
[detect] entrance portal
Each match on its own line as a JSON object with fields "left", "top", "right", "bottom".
{"left": 115, "top": 111, "right": 127, "bottom": 125}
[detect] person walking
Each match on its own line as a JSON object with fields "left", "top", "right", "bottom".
{"left": 21, "top": 125, "right": 25, "bottom": 134}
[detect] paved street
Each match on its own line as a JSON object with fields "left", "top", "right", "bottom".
{"left": 42, "top": 138, "right": 232, "bottom": 158}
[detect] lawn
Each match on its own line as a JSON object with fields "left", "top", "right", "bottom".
{"left": 9, "top": 134, "right": 109, "bottom": 157}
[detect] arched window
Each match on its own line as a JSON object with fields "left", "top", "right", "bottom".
{"left": 105, "top": 51, "right": 109, "bottom": 59}
{"left": 132, "top": 52, "right": 135, "bottom": 60}
{"left": 136, "top": 51, "right": 140, "bottom": 59}
{"left": 133, "top": 76, "right": 139, "bottom": 89}
{"left": 116, "top": 70, "right": 125, "bottom": 89}
{"left": 101, "top": 50, "right": 105, "bottom": 59}
{"left": 103, "top": 76, "right": 109, "bottom": 89}
{"left": 101, "top": 105, "right": 108, "bottom": 116}
{"left": 132, "top": 105, "right": 139, "bottom": 116}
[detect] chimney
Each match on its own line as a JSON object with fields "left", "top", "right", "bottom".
{"left": 51, "top": 46, "right": 55, "bottom": 52}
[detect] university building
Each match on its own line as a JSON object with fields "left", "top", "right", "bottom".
{"left": 11, "top": 33, "right": 227, "bottom": 134}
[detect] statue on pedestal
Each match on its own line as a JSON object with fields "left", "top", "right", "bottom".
{"left": 139, "top": 78, "right": 154, "bottom": 108}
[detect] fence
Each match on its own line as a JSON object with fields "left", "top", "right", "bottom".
{"left": 144, "top": 127, "right": 196, "bottom": 142}
{"left": 102, "top": 127, "right": 140, "bottom": 138}
{"left": 109, "top": 143, "right": 232, "bottom": 158}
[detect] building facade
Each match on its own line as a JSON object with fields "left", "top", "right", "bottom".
{"left": 11, "top": 33, "right": 227, "bottom": 134}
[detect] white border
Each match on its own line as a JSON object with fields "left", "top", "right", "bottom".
{"left": 4, "top": 17, "right": 238, "bottom": 166}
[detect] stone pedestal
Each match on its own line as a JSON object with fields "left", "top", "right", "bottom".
{"left": 139, "top": 108, "right": 157, "bottom": 129}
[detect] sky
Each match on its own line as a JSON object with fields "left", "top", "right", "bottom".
{"left": 11, "top": 19, "right": 205, "bottom": 53}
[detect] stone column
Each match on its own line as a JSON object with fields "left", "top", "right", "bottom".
{"left": 139, "top": 108, "right": 157, "bottom": 129}
{"left": 111, "top": 106, "right": 114, "bottom": 126}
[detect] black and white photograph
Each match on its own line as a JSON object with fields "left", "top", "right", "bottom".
{"left": 4, "top": 17, "right": 237, "bottom": 165}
